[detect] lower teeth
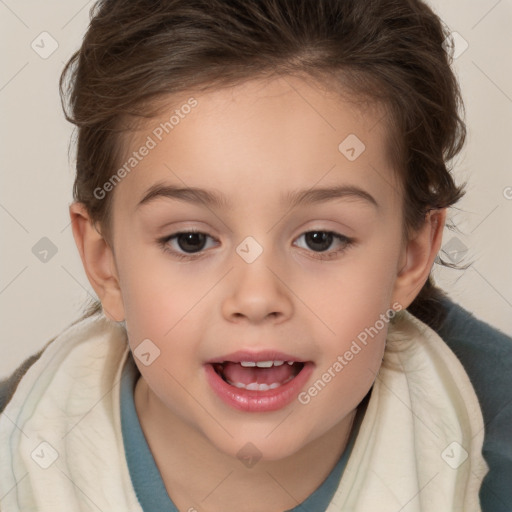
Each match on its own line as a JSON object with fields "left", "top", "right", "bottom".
{"left": 226, "top": 375, "right": 294, "bottom": 391}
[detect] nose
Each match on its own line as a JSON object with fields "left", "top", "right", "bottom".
{"left": 221, "top": 257, "right": 294, "bottom": 325}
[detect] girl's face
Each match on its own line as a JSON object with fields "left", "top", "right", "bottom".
{"left": 107, "top": 75, "right": 412, "bottom": 460}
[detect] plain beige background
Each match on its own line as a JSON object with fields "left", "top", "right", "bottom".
{"left": 1, "top": 0, "right": 511, "bottom": 378}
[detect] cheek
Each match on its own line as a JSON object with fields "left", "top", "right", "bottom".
{"left": 133, "top": 356, "right": 202, "bottom": 430}
{"left": 297, "top": 241, "right": 398, "bottom": 396}
{"left": 117, "top": 251, "right": 207, "bottom": 371}
{"left": 303, "top": 248, "right": 399, "bottom": 333}
{"left": 115, "top": 248, "right": 198, "bottom": 335}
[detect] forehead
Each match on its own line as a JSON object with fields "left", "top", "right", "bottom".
{"left": 112, "top": 75, "right": 399, "bottom": 217}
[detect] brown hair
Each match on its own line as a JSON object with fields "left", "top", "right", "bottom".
{"left": 60, "top": 0, "right": 466, "bottom": 331}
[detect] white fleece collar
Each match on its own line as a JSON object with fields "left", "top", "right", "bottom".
{"left": 0, "top": 311, "right": 487, "bottom": 511}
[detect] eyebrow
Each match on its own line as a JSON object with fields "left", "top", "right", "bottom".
{"left": 136, "top": 182, "right": 379, "bottom": 210}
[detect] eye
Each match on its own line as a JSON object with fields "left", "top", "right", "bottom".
{"left": 294, "top": 230, "right": 353, "bottom": 259}
{"left": 157, "top": 229, "right": 353, "bottom": 262}
{"left": 157, "top": 230, "right": 218, "bottom": 260}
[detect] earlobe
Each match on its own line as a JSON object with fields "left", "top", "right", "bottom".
{"left": 69, "top": 202, "right": 125, "bottom": 322}
{"left": 392, "top": 209, "right": 446, "bottom": 309}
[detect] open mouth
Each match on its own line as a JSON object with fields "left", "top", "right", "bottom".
{"left": 211, "top": 360, "right": 305, "bottom": 391}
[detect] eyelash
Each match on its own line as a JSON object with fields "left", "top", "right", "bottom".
{"left": 157, "top": 229, "right": 354, "bottom": 262}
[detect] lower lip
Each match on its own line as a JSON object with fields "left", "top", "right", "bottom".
{"left": 204, "top": 362, "right": 314, "bottom": 412}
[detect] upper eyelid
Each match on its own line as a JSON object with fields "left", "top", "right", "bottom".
{"left": 164, "top": 228, "right": 348, "bottom": 238}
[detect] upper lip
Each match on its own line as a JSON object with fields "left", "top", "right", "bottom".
{"left": 206, "top": 350, "right": 306, "bottom": 364}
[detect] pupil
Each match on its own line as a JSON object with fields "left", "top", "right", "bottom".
{"left": 306, "top": 231, "right": 333, "bottom": 252}
{"left": 177, "top": 232, "right": 207, "bottom": 253}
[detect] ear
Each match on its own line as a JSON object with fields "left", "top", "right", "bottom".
{"left": 391, "top": 208, "right": 446, "bottom": 309}
{"left": 69, "top": 202, "right": 125, "bottom": 322}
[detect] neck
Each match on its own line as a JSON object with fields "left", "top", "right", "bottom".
{"left": 134, "top": 376, "right": 357, "bottom": 512}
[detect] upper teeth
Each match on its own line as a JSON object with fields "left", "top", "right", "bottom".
{"left": 240, "top": 360, "right": 293, "bottom": 368}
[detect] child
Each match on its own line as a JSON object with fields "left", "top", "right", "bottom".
{"left": 1, "top": 0, "right": 511, "bottom": 511}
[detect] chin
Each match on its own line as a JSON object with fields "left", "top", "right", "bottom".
{"left": 210, "top": 430, "right": 310, "bottom": 465}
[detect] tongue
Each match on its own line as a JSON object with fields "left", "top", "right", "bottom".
{"left": 222, "top": 362, "right": 296, "bottom": 385}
